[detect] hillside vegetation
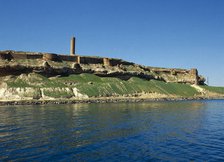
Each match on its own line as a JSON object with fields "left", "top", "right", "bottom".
{"left": 2, "top": 73, "right": 200, "bottom": 98}
{"left": 0, "top": 73, "right": 223, "bottom": 101}
{"left": 200, "top": 85, "right": 224, "bottom": 94}
{"left": 0, "top": 51, "right": 223, "bottom": 103}
{"left": 58, "top": 74, "right": 200, "bottom": 97}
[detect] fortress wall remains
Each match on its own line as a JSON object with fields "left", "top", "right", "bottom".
{"left": 0, "top": 52, "right": 43, "bottom": 60}
{"left": 151, "top": 68, "right": 190, "bottom": 75}
{"left": 27, "top": 54, "right": 43, "bottom": 59}
{"left": 79, "top": 56, "right": 104, "bottom": 64}
{"left": 0, "top": 51, "right": 134, "bottom": 66}
{"left": 151, "top": 67, "right": 199, "bottom": 85}
{"left": 43, "top": 53, "right": 61, "bottom": 62}
{"left": 109, "top": 59, "right": 134, "bottom": 66}
{"left": 189, "top": 68, "right": 199, "bottom": 84}
{"left": 153, "top": 69, "right": 172, "bottom": 74}
{"left": 0, "top": 53, "right": 13, "bottom": 60}
{"left": 0, "top": 51, "right": 203, "bottom": 85}
{"left": 11, "top": 53, "right": 28, "bottom": 59}
{"left": 58, "top": 55, "right": 77, "bottom": 62}
{"left": 76, "top": 56, "right": 80, "bottom": 64}
{"left": 189, "top": 68, "right": 198, "bottom": 76}
{"left": 103, "top": 58, "right": 110, "bottom": 66}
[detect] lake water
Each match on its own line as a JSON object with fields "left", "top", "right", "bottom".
{"left": 1, "top": 100, "right": 224, "bottom": 161}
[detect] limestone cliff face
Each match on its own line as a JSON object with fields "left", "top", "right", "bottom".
{"left": 0, "top": 85, "right": 88, "bottom": 101}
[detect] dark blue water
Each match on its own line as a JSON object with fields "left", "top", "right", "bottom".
{"left": 1, "top": 100, "right": 224, "bottom": 161}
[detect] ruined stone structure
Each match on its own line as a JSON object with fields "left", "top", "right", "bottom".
{"left": 103, "top": 58, "right": 111, "bottom": 66}
{"left": 189, "top": 68, "right": 199, "bottom": 85}
{"left": 70, "top": 37, "right": 75, "bottom": 55}
{"left": 0, "top": 50, "right": 205, "bottom": 85}
{"left": 0, "top": 50, "right": 132, "bottom": 66}
{"left": 0, "top": 37, "right": 205, "bottom": 85}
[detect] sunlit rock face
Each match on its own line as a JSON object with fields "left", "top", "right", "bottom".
{"left": 0, "top": 50, "right": 205, "bottom": 85}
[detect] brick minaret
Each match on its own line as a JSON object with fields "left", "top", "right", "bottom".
{"left": 70, "top": 37, "right": 75, "bottom": 55}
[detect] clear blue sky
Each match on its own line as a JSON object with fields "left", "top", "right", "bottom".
{"left": 1, "top": 0, "right": 224, "bottom": 86}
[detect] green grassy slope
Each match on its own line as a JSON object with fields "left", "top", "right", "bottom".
{"left": 6, "top": 73, "right": 200, "bottom": 97}
{"left": 200, "top": 85, "right": 224, "bottom": 94}
{"left": 59, "top": 74, "right": 199, "bottom": 97}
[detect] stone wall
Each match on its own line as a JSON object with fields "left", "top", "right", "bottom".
{"left": 0, "top": 50, "right": 204, "bottom": 85}
{"left": 103, "top": 58, "right": 110, "bottom": 66}
{"left": 189, "top": 68, "right": 199, "bottom": 85}
{"left": 27, "top": 54, "right": 43, "bottom": 59}
{"left": 110, "top": 59, "right": 134, "bottom": 66}
{"left": 0, "top": 53, "right": 12, "bottom": 60}
{"left": 0, "top": 51, "right": 136, "bottom": 67}
{"left": 43, "top": 53, "right": 61, "bottom": 62}
{"left": 0, "top": 52, "right": 43, "bottom": 60}
{"left": 58, "top": 55, "right": 77, "bottom": 62}
{"left": 151, "top": 68, "right": 188, "bottom": 74}
{"left": 11, "top": 53, "right": 29, "bottom": 59}
{"left": 80, "top": 56, "right": 103, "bottom": 64}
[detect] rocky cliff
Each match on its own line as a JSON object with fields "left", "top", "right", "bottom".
{"left": 0, "top": 50, "right": 205, "bottom": 85}
{"left": 0, "top": 50, "right": 222, "bottom": 104}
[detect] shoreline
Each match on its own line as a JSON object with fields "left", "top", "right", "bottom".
{"left": 0, "top": 96, "right": 224, "bottom": 106}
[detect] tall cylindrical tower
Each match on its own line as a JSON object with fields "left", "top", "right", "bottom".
{"left": 70, "top": 37, "right": 75, "bottom": 55}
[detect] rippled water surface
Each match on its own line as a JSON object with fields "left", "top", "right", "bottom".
{"left": 1, "top": 100, "right": 224, "bottom": 161}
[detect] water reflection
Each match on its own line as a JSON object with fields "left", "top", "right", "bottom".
{"left": 0, "top": 100, "right": 224, "bottom": 161}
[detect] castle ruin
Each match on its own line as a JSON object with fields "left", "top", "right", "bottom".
{"left": 0, "top": 37, "right": 204, "bottom": 85}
